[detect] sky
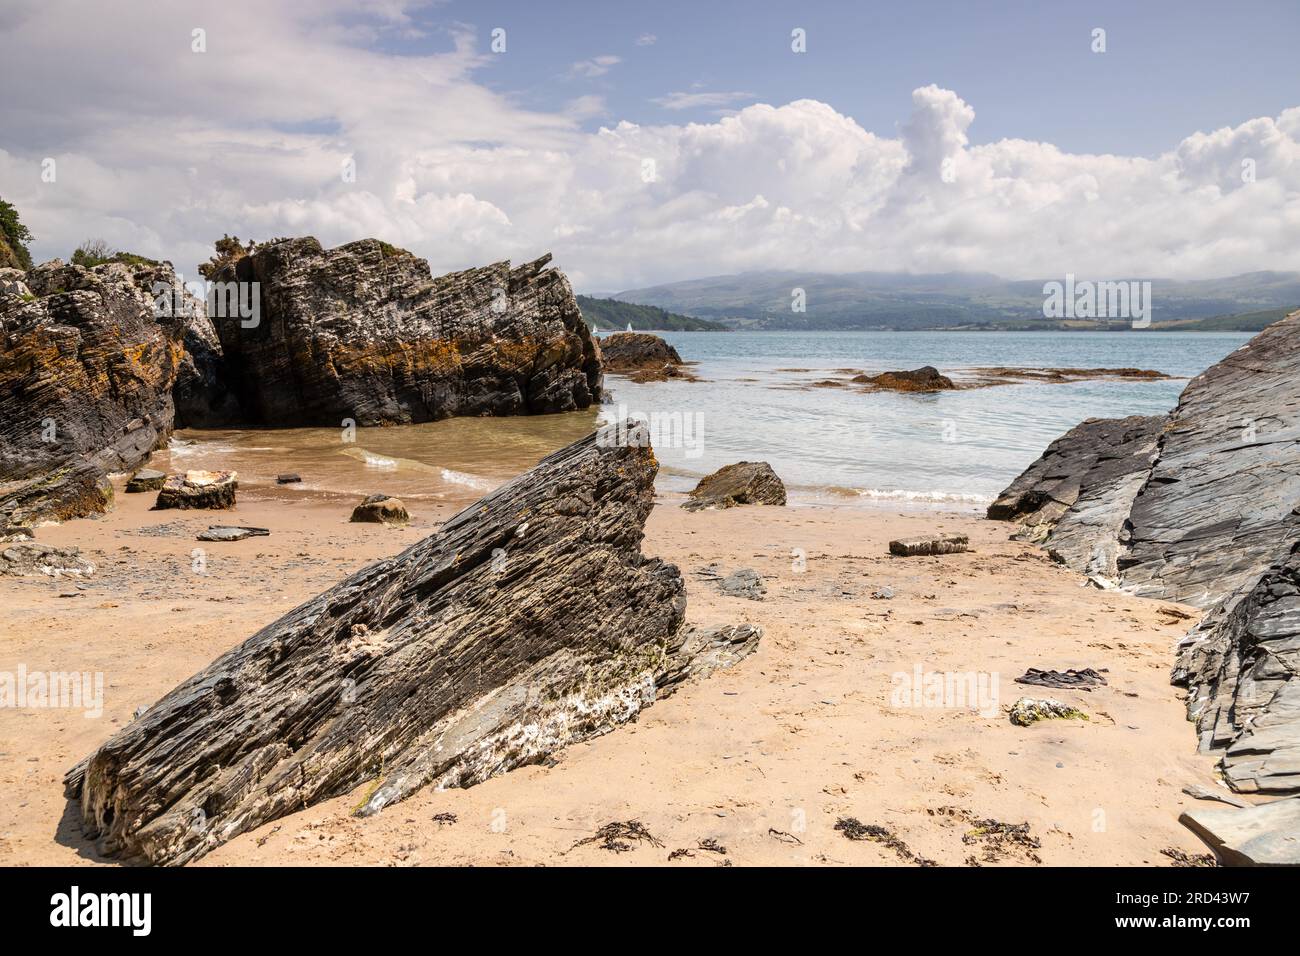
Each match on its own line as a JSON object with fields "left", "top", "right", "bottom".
{"left": 1, "top": 0, "right": 1298, "bottom": 291}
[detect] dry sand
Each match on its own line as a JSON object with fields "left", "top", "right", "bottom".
{"left": 0, "top": 475, "right": 1239, "bottom": 866}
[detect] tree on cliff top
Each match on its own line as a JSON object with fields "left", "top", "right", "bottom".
{"left": 0, "top": 198, "right": 34, "bottom": 271}
{"left": 198, "top": 234, "right": 258, "bottom": 280}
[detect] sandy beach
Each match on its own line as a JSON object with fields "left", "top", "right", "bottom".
{"left": 0, "top": 470, "right": 1234, "bottom": 867}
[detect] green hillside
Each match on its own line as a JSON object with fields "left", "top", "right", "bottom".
{"left": 576, "top": 295, "right": 729, "bottom": 331}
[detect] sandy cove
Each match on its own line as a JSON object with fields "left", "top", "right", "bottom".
{"left": 0, "top": 477, "right": 1232, "bottom": 867}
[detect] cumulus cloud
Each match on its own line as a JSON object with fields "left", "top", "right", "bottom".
{"left": 2, "top": 0, "right": 1299, "bottom": 292}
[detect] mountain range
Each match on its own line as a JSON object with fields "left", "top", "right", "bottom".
{"left": 604, "top": 270, "right": 1300, "bottom": 331}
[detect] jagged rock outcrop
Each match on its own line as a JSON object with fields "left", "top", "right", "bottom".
{"left": 989, "top": 310, "right": 1300, "bottom": 797}
{"left": 683, "top": 461, "right": 787, "bottom": 511}
{"left": 64, "top": 425, "right": 757, "bottom": 866}
{"left": 0, "top": 259, "right": 186, "bottom": 531}
{"left": 202, "top": 237, "right": 601, "bottom": 426}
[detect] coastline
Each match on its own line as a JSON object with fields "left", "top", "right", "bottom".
{"left": 0, "top": 472, "right": 1234, "bottom": 866}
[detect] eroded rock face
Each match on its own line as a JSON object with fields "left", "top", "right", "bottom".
{"left": 682, "top": 461, "right": 787, "bottom": 511}
{"left": 0, "top": 259, "right": 185, "bottom": 530}
{"left": 64, "top": 426, "right": 757, "bottom": 866}
{"left": 206, "top": 238, "right": 602, "bottom": 426}
{"left": 989, "top": 311, "right": 1300, "bottom": 795}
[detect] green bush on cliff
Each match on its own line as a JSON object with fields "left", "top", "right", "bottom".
{"left": 71, "top": 238, "right": 160, "bottom": 269}
{"left": 0, "top": 198, "right": 34, "bottom": 270}
{"left": 198, "top": 234, "right": 258, "bottom": 280}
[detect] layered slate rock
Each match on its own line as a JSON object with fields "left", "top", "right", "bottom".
{"left": 0, "top": 259, "right": 186, "bottom": 530}
{"left": 988, "top": 311, "right": 1300, "bottom": 797}
{"left": 682, "top": 461, "right": 787, "bottom": 511}
{"left": 64, "top": 426, "right": 756, "bottom": 866}
{"left": 206, "top": 238, "right": 602, "bottom": 426}
{"left": 987, "top": 414, "right": 1168, "bottom": 579}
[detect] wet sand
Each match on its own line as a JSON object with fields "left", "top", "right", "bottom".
{"left": 0, "top": 467, "right": 1240, "bottom": 867}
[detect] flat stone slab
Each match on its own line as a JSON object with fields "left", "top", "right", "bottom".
{"left": 125, "top": 469, "right": 167, "bottom": 493}
{"left": 1180, "top": 796, "right": 1300, "bottom": 865}
{"left": 196, "top": 526, "right": 271, "bottom": 542}
{"left": 889, "top": 534, "right": 969, "bottom": 557}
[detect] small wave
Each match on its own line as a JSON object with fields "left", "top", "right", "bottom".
{"left": 440, "top": 467, "right": 493, "bottom": 491}
{"left": 851, "top": 487, "right": 992, "bottom": 505}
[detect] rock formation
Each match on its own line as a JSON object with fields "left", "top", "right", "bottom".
{"left": 598, "top": 332, "right": 682, "bottom": 370}
{"left": 989, "top": 310, "right": 1300, "bottom": 797}
{"left": 854, "top": 366, "right": 955, "bottom": 392}
{"left": 154, "top": 471, "right": 238, "bottom": 510}
{"left": 65, "top": 425, "right": 758, "bottom": 866}
{"left": 682, "top": 461, "right": 787, "bottom": 511}
{"left": 0, "top": 259, "right": 186, "bottom": 532}
{"left": 203, "top": 238, "right": 602, "bottom": 426}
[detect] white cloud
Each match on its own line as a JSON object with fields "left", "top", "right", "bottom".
{"left": 567, "top": 55, "right": 621, "bottom": 79}
{"left": 635, "top": 34, "right": 657, "bottom": 47}
{"left": 3, "top": 0, "right": 1300, "bottom": 292}
{"left": 653, "top": 90, "right": 755, "bottom": 111}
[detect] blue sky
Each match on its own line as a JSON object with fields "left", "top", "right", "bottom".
{"left": 2, "top": 0, "right": 1299, "bottom": 289}
{"left": 404, "top": 0, "right": 1300, "bottom": 156}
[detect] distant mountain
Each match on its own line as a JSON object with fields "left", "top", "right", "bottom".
{"left": 611, "top": 270, "right": 1300, "bottom": 331}
{"left": 575, "top": 294, "right": 728, "bottom": 332}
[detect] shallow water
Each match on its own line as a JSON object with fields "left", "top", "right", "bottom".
{"left": 166, "top": 330, "right": 1250, "bottom": 511}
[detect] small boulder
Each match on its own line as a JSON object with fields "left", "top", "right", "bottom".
{"left": 854, "top": 366, "right": 955, "bottom": 392}
{"left": 350, "top": 494, "right": 409, "bottom": 526}
{"left": 154, "top": 470, "right": 238, "bottom": 510}
{"left": 276, "top": 474, "right": 302, "bottom": 484}
{"left": 889, "top": 534, "right": 969, "bottom": 557}
{"left": 125, "top": 469, "right": 167, "bottom": 493}
{"left": 683, "top": 461, "right": 787, "bottom": 511}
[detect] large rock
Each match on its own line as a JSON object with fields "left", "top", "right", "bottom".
{"left": 989, "top": 310, "right": 1300, "bottom": 795}
{"left": 154, "top": 470, "right": 237, "bottom": 510}
{"left": 987, "top": 414, "right": 1168, "bottom": 579}
{"left": 682, "top": 461, "right": 787, "bottom": 511}
{"left": 64, "top": 425, "right": 757, "bottom": 866}
{"left": 0, "top": 259, "right": 185, "bottom": 527}
{"left": 854, "top": 366, "right": 955, "bottom": 392}
{"left": 598, "top": 332, "right": 682, "bottom": 371}
{"left": 204, "top": 238, "right": 602, "bottom": 426}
